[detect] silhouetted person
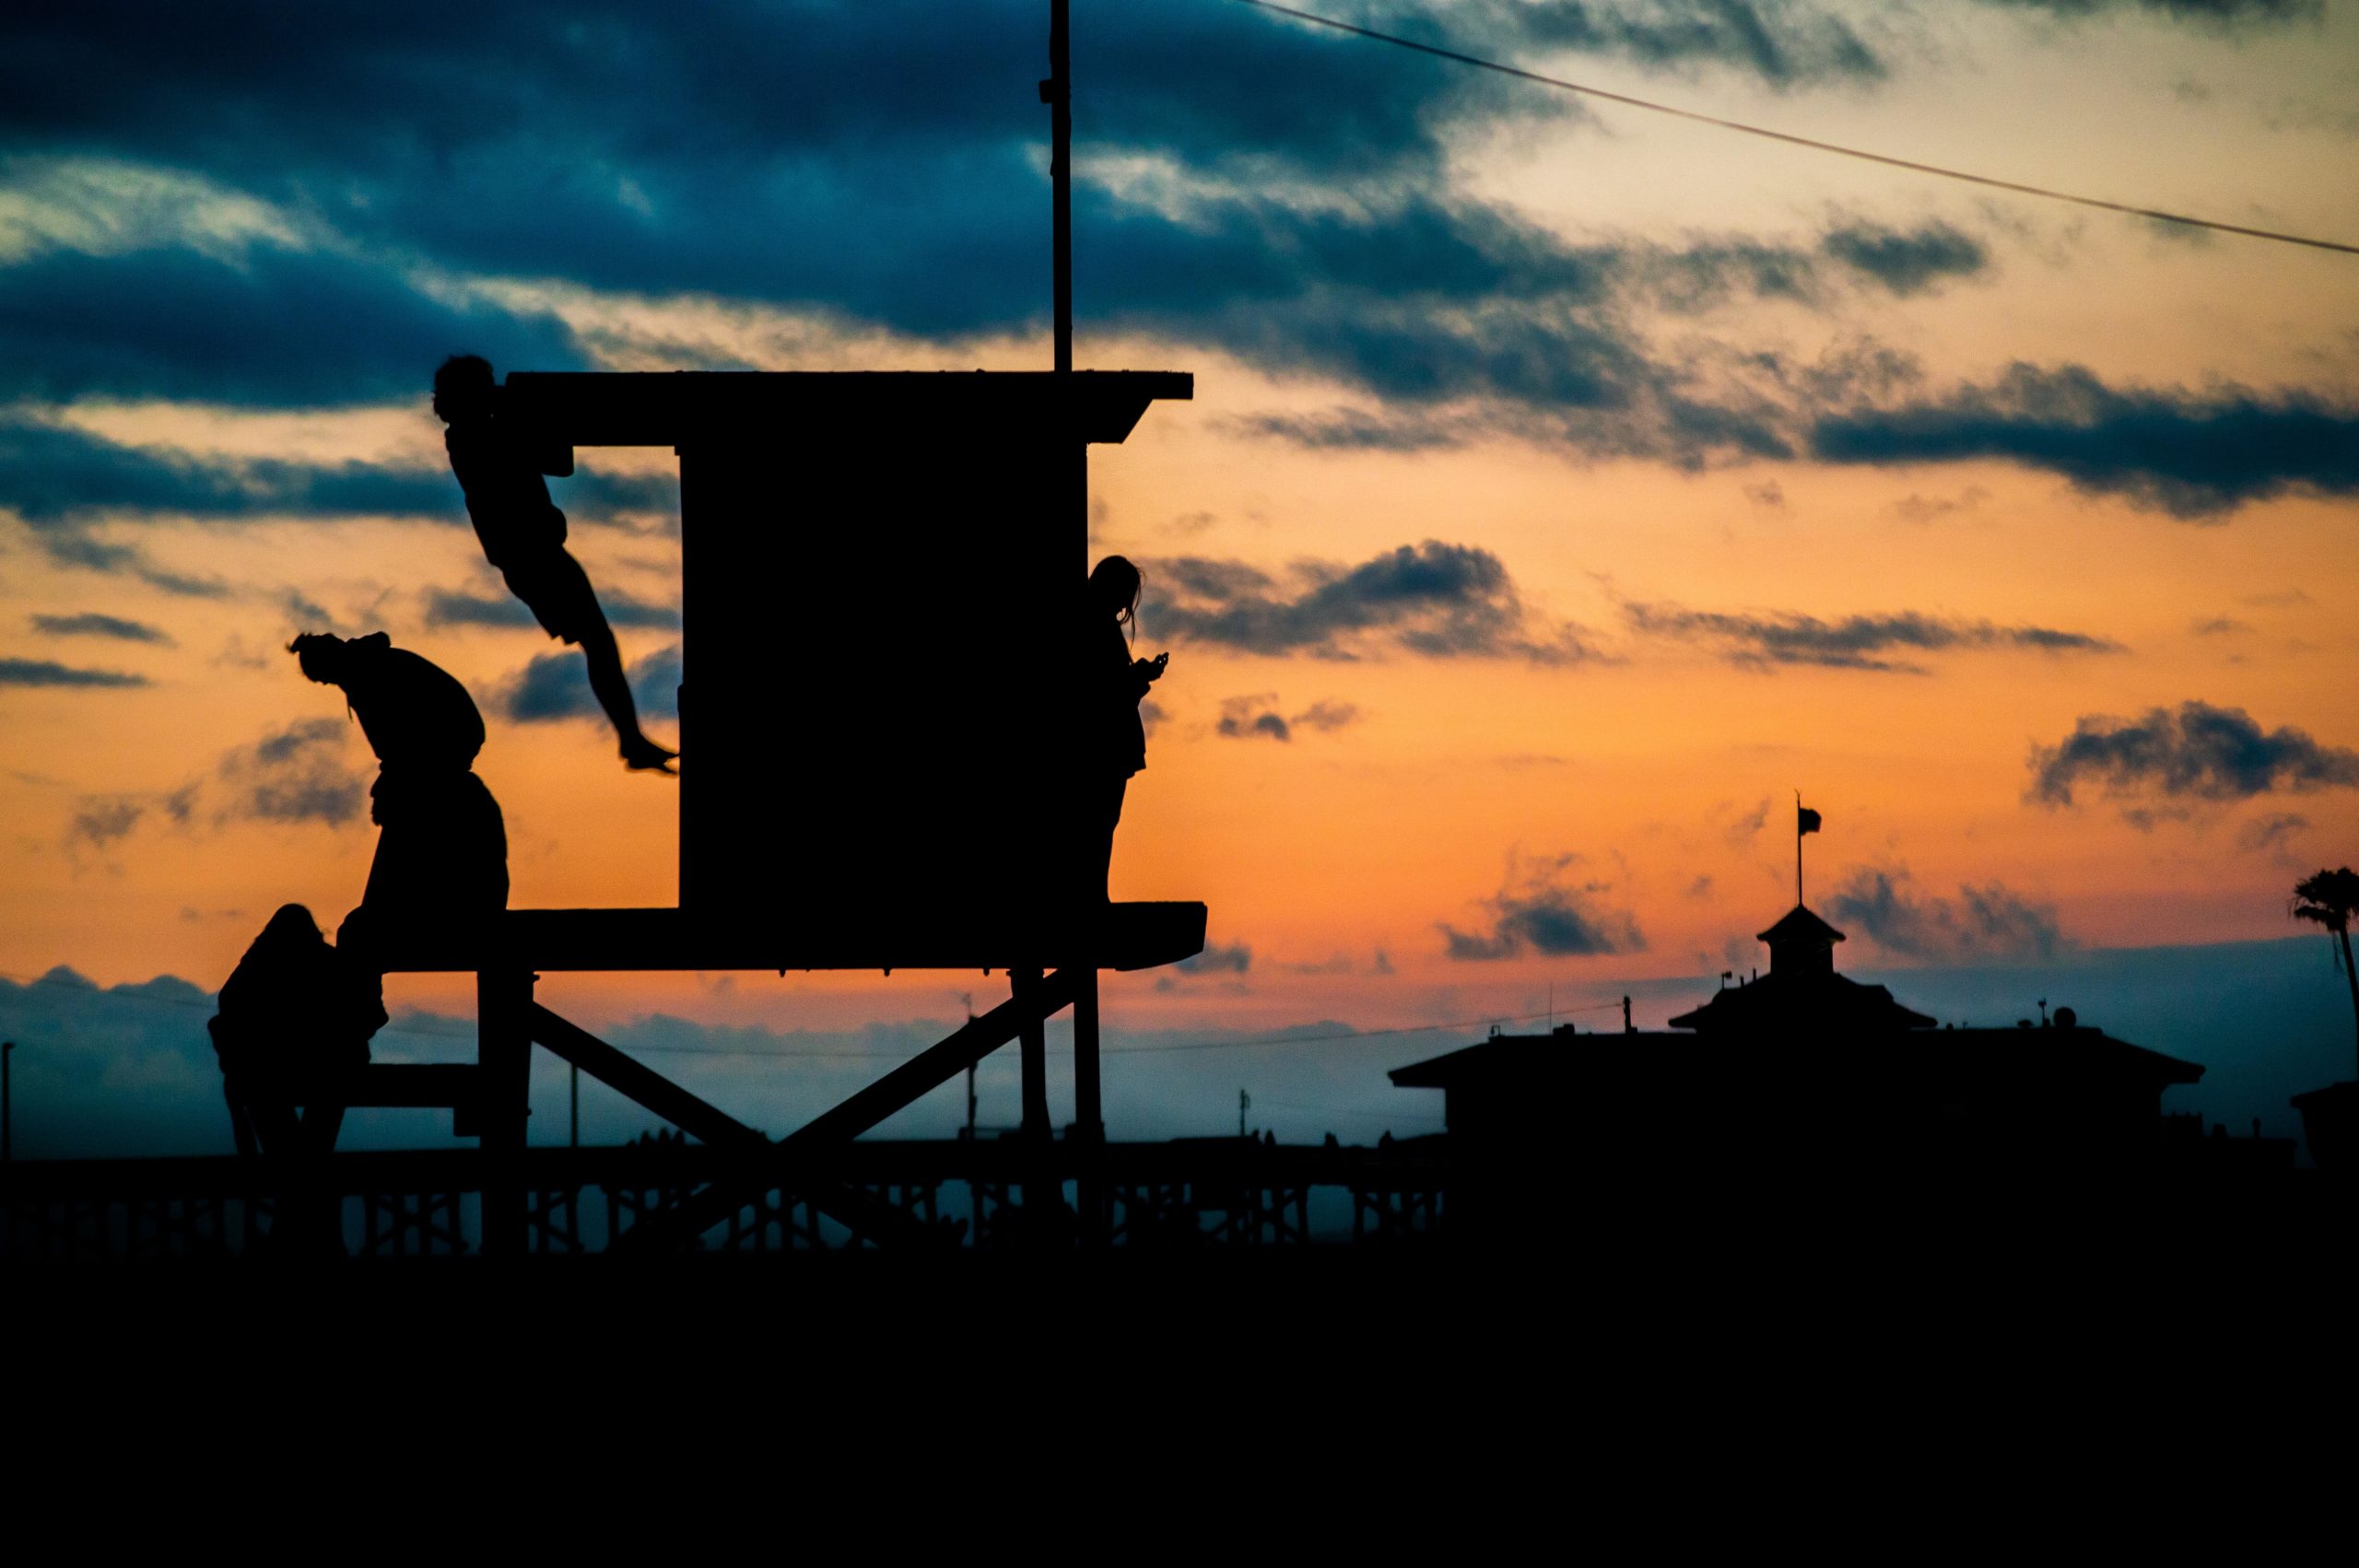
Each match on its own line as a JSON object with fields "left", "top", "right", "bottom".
{"left": 434, "top": 354, "right": 676, "bottom": 773}
{"left": 1086, "top": 556, "right": 1166, "bottom": 901}
{"left": 288, "top": 632, "right": 508, "bottom": 945}
{"left": 208, "top": 904, "right": 384, "bottom": 1254}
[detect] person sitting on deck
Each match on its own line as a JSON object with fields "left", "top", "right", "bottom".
{"left": 288, "top": 632, "right": 509, "bottom": 948}
{"left": 1086, "top": 556, "right": 1167, "bottom": 901}
{"left": 433, "top": 353, "right": 676, "bottom": 774}
{"left": 208, "top": 903, "right": 385, "bottom": 1253}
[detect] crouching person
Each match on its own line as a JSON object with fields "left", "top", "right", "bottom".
{"left": 286, "top": 631, "right": 510, "bottom": 958}
{"left": 210, "top": 904, "right": 386, "bottom": 1255}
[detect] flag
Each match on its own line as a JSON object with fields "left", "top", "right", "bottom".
{"left": 1798, "top": 803, "right": 1823, "bottom": 836}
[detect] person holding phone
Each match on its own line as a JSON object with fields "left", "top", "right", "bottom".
{"left": 1086, "top": 556, "right": 1167, "bottom": 901}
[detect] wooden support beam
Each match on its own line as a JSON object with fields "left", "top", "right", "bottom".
{"left": 1016, "top": 965, "right": 1050, "bottom": 1141}
{"left": 343, "top": 1064, "right": 480, "bottom": 1110}
{"left": 529, "top": 1003, "right": 927, "bottom": 1250}
{"left": 476, "top": 967, "right": 534, "bottom": 1258}
{"left": 1073, "top": 964, "right": 1105, "bottom": 1245}
{"left": 612, "top": 970, "right": 1080, "bottom": 1252}
{"left": 777, "top": 968, "right": 1077, "bottom": 1153}
{"left": 529, "top": 1005, "right": 762, "bottom": 1152}
{"left": 367, "top": 900, "right": 1206, "bottom": 975}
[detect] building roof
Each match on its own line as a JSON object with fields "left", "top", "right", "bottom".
{"left": 1389, "top": 1019, "right": 2203, "bottom": 1092}
{"left": 1665, "top": 967, "right": 1937, "bottom": 1034}
{"left": 1758, "top": 905, "right": 1846, "bottom": 946}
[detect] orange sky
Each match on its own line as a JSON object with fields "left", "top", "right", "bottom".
{"left": 2, "top": 1, "right": 2355, "bottom": 1054}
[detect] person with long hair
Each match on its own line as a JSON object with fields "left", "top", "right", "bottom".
{"left": 1086, "top": 556, "right": 1166, "bottom": 900}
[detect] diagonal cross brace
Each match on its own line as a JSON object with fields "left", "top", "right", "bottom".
{"left": 526, "top": 1004, "right": 933, "bottom": 1250}
{"left": 597, "top": 968, "right": 1081, "bottom": 1254}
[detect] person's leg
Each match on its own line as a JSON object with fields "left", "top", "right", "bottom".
{"left": 1097, "top": 775, "right": 1128, "bottom": 903}
{"left": 512, "top": 550, "right": 674, "bottom": 771}
{"left": 576, "top": 614, "right": 673, "bottom": 769}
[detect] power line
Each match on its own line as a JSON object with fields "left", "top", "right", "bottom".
{"left": 1228, "top": 0, "right": 2359, "bottom": 258}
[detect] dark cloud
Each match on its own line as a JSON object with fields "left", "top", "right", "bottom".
{"left": 1216, "top": 695, "right": 1294, "bottom": 743}
{"left": 598, "top": 590, "right": 685, "bottom": 630}
{"left": 36, "top": 531, "right": 231, "bottom": 598}
{"left": 66, "top": 797, "right": 146, "bottom": 851}
{"left": 1722, "top": 798, "right": 1772, "bottom": 846}
{"left": 30, "top": 612, "right": 172, "bottom": 645}
{"left": 0, "top": 419, "right": 676, "bottom": 548}
{"left": 2236, "top": 812, "right": 2308, "bottom": 853}
{"left": 0, "top": 5, "right": 1928, "bottom": 450}
{"left": 0, "top": 241, "right": 585, "bottom": 409}
{"left": 1214, "top": 694, "right": 1363, "bottom": 742}
{"left": 1824, "top": 867, "right": 2071, "bottom": 963}
{"left": 1622, "top": 600, "right": 2121, "bottom": 673}
{"left": 1976, "top": 1, "right": 2315, "bottom": 27}
{"left": 0, "top": 655, "right": 147, "bottom": 688}
{"left": 1440, "top": 853, "right": 1645, "bottom": 960}
{"left": 2190, "top": 615, "right": 2252, "bottom": 637}
{"left": 0, "top": 4, "right": 1872, "bottom": 226}
{"left": 2028, "top": 700, "right": 2359, "bottom": 808}
{"left": 498, "top": 641, "right": 679, "bottom": 723}
{"left": 1292, "top": 699, "right": 1361, "bottom": 733}
{"left": 1820, "top": 222, "right": 1988, "bottom": 297}
{"left": 1153, "top": 541, "right": 1602, "bottom": 663}
{"left": 1811, "top": 364, "right": 2359, "bottom": 519}
{"left": 0, "top": 415, "right": 453, "bottom": 526}
{"left": 1461, "top": 1, "right": 1886, "bottom": 88}
{"left": 1227, "top": 408, "right": 1464, "bottom": 453}
{"left": 422, "top": 589, "right": 536, "bottom": 630}
{"left": 1176, "top": 942, "right": 1252, "bottom": 976}
{"left": 216, "top": 717, "right": 366, "bottom": 826}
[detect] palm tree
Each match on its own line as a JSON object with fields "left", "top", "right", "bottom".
{"left": 2292, "top": 867, "right": 2359, "bottom": 1078}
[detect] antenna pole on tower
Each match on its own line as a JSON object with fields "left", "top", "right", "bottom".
{"left": 1044, "top": 0, "right": 1074, "bottom": 372}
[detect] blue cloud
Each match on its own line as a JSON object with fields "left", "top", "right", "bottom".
{"left": 1154, "top": 541, "right": 1603, "bottom": 662}
{"left": 0, "top": 415, "right": 453, "bottom": 525}
{"left": 0, "top": 656, "right": 147, "bottom": 688}
{"left": 30, "top": 612, "right": 173, "bottom": 645}
{"left": 0, "top": 3, "right": 1912, "bottom": 442}
{"left": 1621, "top": 601, "right": 2122, "bottom": 673}
{"left": 1810, "top": 364, "right": 2359, "bottom": 517}
{"left": 498, "top": 641, "right": 679, "bottom": 723}
{"left": 0, "top": 241, "right": 585, "bottom": 408}
{"left": 1440, "top": 853, "right": 1645, "bottom": 959}
{"left": 2029, "top": 700, "right": 2359, "bottom": 807}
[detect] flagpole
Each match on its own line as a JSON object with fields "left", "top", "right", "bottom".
{"left": 1795, "top": 789, "right": 1803, "bottom": 907}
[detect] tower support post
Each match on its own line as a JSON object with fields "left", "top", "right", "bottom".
{"left": 477, "top": 965, "right": 535, "bottom": 1258}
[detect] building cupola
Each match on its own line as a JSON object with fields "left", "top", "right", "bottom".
{"left": 1758, "top": 905, "right": 1846, "bottom": 977}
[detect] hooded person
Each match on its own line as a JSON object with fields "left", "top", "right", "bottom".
{"left": 208, "top": 903, "right": 385, "bottom": 1252}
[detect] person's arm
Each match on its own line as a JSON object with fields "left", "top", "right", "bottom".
{"left": 1125, "top": 651, "right": 1168, "bottom": 698}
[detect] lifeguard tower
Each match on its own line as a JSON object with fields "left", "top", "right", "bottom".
{"left": 369, "top": 7, "right": 1206, "bottom": 1255}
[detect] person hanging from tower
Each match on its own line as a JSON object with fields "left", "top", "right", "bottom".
{"left": 1083, "top": 556, "right": 1167, "bottom": 902}
{"left": 288, "top": 632, "right": 510, "bottom": 953}
{"left": 433, "top": 354, "right": 676, "bottom": 773}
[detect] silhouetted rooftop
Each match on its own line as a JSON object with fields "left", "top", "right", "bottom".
{"left": 1758, "top": 905, "right": 1846, "bottom": 947}
{"left": 502, "top": 369, "right": 1193, "bottom": 447}
{"left": 1389, "top": 1017, "right": 2202, "bottom": 1091}
{"left": 1666, "top": 968, "right": 1938, "bottom": 1034}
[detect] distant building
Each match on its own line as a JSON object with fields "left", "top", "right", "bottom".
{"left": 1391, "top": 901, "right": 2211, "bottom": 1236}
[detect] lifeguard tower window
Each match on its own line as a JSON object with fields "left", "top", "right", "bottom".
{"left": 501, "top": 370, "right": 1193, "bottom": 967}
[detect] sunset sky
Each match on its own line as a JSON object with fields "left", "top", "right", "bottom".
{"left": 3, "top": 1, "right": 2354, "bottom": 1153}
